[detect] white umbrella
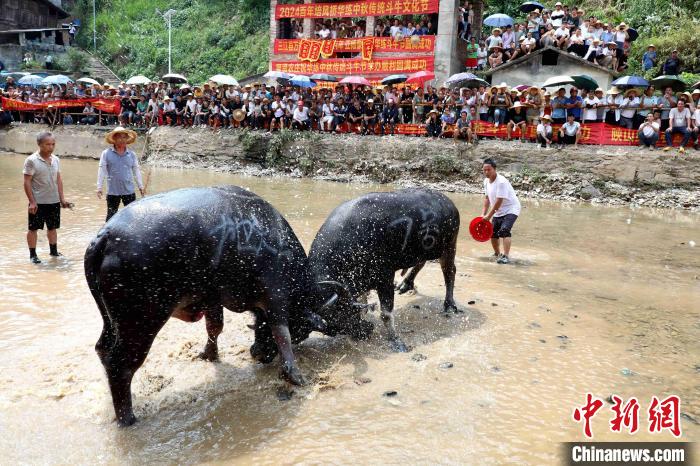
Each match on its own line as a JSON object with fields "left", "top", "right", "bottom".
{"left": 77, "top": 77, "right": 100, "bottom": 85}
{"left": 126, "top": 75, "right": 151, "bottom": 85}
{"left": 263, "top": 70, "right": 292, "bottom": 81}
{"left": 208, "top": 74, "right": 239, "bottom": 86}
{"left": 542, "top": 75, "right": 576, "bottom": 88}
{"left": 162, "top": 73, "right": 188, "bottom": 84}
{"left": 17, "top": 75, "right": 44, "bottom": 86}
{"left": 41, "top": 74, "right": 73, "bottom": 86}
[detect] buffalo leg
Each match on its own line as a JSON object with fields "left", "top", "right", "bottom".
{"left": 440, "top": 237, "right": 459, "bottom": 313}
{"left": 270, "top": 323, "right": 307, "bottom": 386}
{"left": 198, "top": 306, "right": 224, "bottom": 361}
{"left": 99, "top": 315, "right": 165, "bottom": 427}
{"left": 378, "top": 280, "right": 409, "bottom": 352}
{"left": 396, "top": 261, "right": 426, "bottom": 294}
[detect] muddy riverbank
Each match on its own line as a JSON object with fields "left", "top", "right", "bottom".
{"left": 2, "top": 124, "right": 699, "bottom": 211}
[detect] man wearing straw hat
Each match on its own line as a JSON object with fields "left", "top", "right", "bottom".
{"left": 96, "top": 127, "right": 145, "bottom": 222}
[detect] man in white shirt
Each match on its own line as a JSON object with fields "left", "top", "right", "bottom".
{"left": 554, "top": 23, "right": 569, "bottom": 49}
{"left": 558, "top": 114, "right": 581, "bottom": 147}
{"left": 582, "top": 91, "right": 600, "bottom": 123}
{"left": 22, "top": 132, "right": 71, "bottom": 263}
{"left": 291, "top": 100, "right": 310, "bottom": 130}
{"left": 619, "top": 89, "right": 639, "bottom": 129}
{"left": 692, "top": 106, "right": 700, "bottom": 150}
{"left": 637, "top": 113, "right": 660, "bottom": 150}
{"left": 663, "top": 100, "right": 692, "bottom": 153}
{"left": 551, "top": 2, "right": 566, "bottom": 28}
{"left": 536, "top": 114, "right": 553, "bottom": 148}
{"left": 481, "top": 158, "right": 521, "bottom": 264}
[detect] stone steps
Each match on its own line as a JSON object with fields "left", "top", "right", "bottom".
{"left": 83, "top": 51, "right": 121, "bottom": 86}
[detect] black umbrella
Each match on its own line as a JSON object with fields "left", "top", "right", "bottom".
{"left": 626, "top": 27, "right": 639, "bottom": 42}
{"left": 692, "top": 80, "right": 700, "bottom": 90}
{"left": 650, "top": 75, "right": 686, "bottom": 92}
{"left": 520, "top": 1, "right": 544, "bottom": 13}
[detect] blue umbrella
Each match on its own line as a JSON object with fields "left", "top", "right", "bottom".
{"left": 381, "top": 74, "right": 408, "bottom": 85}
{"left": 611, "top": 76, "right": 649, "bottom": 88}
{"left": 264, "top": 70, "right": 292, "bottom": 81}
{"left": 520, "top": 1, "right": 544, "bottom": 13}
{"left": 17, "top": 75, "right": 44, "bottom": 87}
{"left": 289, "top": 75, "right": 316, "bottom": 88}
{"left": 41, "top": 74, "right": 73, "bottom": 86}
{"left": 484, "top": 14, "right": 514, "bottom": 27}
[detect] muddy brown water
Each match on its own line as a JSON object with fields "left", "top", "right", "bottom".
{"left": 0, "top": 153, "right": 698, "bottom": 465}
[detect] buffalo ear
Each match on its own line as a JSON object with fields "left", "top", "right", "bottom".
{"left": 306, "top": 312, "right": 328, "bottom": 333}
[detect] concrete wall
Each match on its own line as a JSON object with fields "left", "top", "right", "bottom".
{"left": 0, "top": 125, "right": 112, "bottom": 159}
{"left": 492, "top": 54, "right": 614, "bottom": 90}
{"left": 434, "top": 0, "right": 465, "bottom": 85}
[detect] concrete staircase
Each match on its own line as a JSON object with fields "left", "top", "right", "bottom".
{"left": 83, "top": 51, "right": 121, "bottom": 86}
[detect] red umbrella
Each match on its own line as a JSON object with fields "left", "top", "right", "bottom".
{"left": 339, "top": 76, "right": 372, "bottom": 86}
{"left": 405, "top": 70, "right": 435, "bottom": 85}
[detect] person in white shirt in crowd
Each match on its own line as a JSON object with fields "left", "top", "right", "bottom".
{"left": 636, "top": 86, "right": 657, "bottom": 128}
{"left": 269, "top": 95, "right": 286, "bottom": 131}
{"left": 637, "top": 113, "right": 660, "bottom": 150}
{"left": 551, "top": 2, "right": 566, "bottom": 28}
{"left": 582, "top": 90, "right": 600, "bottom": 123}
{"left": 319, "top": 23, "right": 331, "bottom": 39}
{"left": 291, "top": 100, "right": 310, "bottom": 130}
{"left": 619, "top": 89, "right": 639, "bottom": 129}
{"left": 604, "top": 86, "right": 623, "bottom": 124}
{"left": 663, "top": 100, "right": 692, "bottom": 153}
{"left": 583, "top": 38, "right": 602, "bottom": 62}
{"left": 481, "top": 158, "right": 521, "bottom": 265}
{"left": 184, "top": 93, "right": 197, "bottom": 127}
{"left": 389, "top": 19, "right": 403, "bottom": 39}
{"left": 536, "top": 115, "right": 554, "bottom": 148}
{"left": 691, "top": 102, "right": 700, "bottom": 150}
{"left": 320, "top": 97, "right": 335, "bottom": 132}
{"left": 485, "top": 28, "right": 503, "bottom": 51}
{"left": 501, "top": 25, "right": 515, "bottom": 50}
{"left": 554, "top": 23, "right": 570, "bottom": 50}
{"left": 477, "top": 41, "right": 488, "bottom": 70}
{"left": 559, "top": 114, "right": 582, "bottom": 148}
{"left": 521, "top": 32, "right": 537, "bottom": 55}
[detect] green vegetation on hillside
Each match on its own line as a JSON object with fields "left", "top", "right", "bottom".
{"left": 70, "top": 0, "right": 270, "bottom": 83}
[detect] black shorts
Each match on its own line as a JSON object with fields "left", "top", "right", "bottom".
{"left": 491, "top": 213, "right": 517, "bottom": 238}
{"left": 28, "top": 202, "right": 61, "bottom": 230}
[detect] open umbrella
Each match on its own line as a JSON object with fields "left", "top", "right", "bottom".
{"left": 692, "top": 81, "right": 700, "bottom": 90}
{"left": 41, "top": 74, "right": 73, "bottom": 86}
{"left": 77, "top": 77, "right": 100, "bottom": 86}
{"left": 339, "top": 76, "right": 372, "bottom": 86}
{"left": 162, "top": 73, "right": 188, "bottom": 84}
{"left": 542, "top": 75, "right": 575, "bottom": 88}
{"left": 484, "top": 14, "right": 514, "bottom": 27}
{"left": 520, "top": 1, "right": 544, "bottom": 13}
{"left": 264, "top": 70, "right": 292, "bottom": 81}
{"left": 4, "top": 71, "right": 30, "bottom": 80}
{"left": 289, "top": 74, "right": 316, "bottom": 88}
{"left": 626, "top": 27, "right": 639, "bottom": 42}
{"left": 309, "top": 73, "right": 338, "bottom": 82}
{"left": 126, "top": 75, "right": 151, "bottom": 85}
{"left": 17, "top": 75, "right": 44, "bottom": 86}
{"left": 571, "top": 74, "right": 599, "bottom": 91}
{"left": 381, "top": 74, "right": 408, "bottom": 85}
{"left": 611, "top": 75, "right": 649, "bottom": 88}
{"left": 514, "top": 84, "right": 530, "bottom": 91}
{"left": 405, "top": 70, "right": 435, "bottom": 85}
{"left": 445, "top": 72, "right": 488, "bottom": 88}
{"left": 208, "top": 74, "right": 239, "bottom": 86}
{"left": 650, "top": 75, "right": 686, "bottom": 92}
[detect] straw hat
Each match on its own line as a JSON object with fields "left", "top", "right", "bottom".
{"left": 691, "top": 89, "right": 700, "bottom": 96}
{"left": 607, "top": 86, "right": 622, "bottom": 95}
{"left": 492, "top": 28, "right": 502, "bottom": 34}
{"left": 532, "top": 9, "right": 541, "bottom": 15}
{"left": 498, "top": 82, "right": 508, "bottom": 89}
{"left": 592, "top": 38, "right": 601, "bottom": 44}
{"left": 594, "top": 87, "right": 604, "bottom": 93}
{"left": 541, "top": 114, "right": 552, "bottom": 121}
{"left": 678, "top": 91, "right": 693, "bottom": 101}
{"left": 555, "top": 1, "right": 562, "bottom": 6}
{"left": 105, "top": 127, "right": 137, "bottom": 145}
{"left": 618, "top": 22, "right": 627, "bottom": 30}
{"left": 427, "top": 109, "right": 440, "bottom": 116}
{"left": 647, "top": 44, "right": 656, "bottom": 49}
{"left": 511, "top": 101, "right": 523, "bottom": 109}
{"left": 606, "top": 42, "right": 618, "bottom": 48}
{"left": 163, "top": 96, "right": 171, "bottom": 101}
{"left": 624, "top": 88, "right": 638, "bottom": 97}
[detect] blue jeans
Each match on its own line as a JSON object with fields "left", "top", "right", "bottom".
{"left": 639, "top": 132, "right": 658, "bottom": 147}
{"left": 494, "top": 108, "right": 507, "bottom": 124}
{"left": 665, "top": 126, "right": 691, "bottom": 147}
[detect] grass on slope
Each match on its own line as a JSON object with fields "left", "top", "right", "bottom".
{"left": 72, "top": 0, "right": 270, "bottom": 83}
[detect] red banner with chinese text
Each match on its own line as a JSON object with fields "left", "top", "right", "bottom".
{"left": 275, "top": 36, "right": 436, "bottom": 55}
{"left": 275, "top": 0, "right": 439, "bottom": 19}
{"left": 361, "top": 37, "right": 374, "bottom": 61}
{"left": 272, "top": 55, "right": 434, "bottom": 76}
{"left": 1, "top": 97, "right": 121, "bottom": 114}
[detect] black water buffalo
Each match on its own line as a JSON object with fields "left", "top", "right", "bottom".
{"left": 84, "top": 186, "right": 330, "bottom": 426}
{"left": 309, "top": 188, "right": 460, "bottom": 352}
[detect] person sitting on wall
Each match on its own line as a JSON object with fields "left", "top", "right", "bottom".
{"left": 425, "top": 109, "right": 441, "bottom": 138}
{"left": 81, "top": 102, "right": 97, "bottom": 125}
{"left": 380, "top": 99, "right": 400, "bottom": 135}
{"left": 558, "top": 113, "right": 582, "bottom": 148}
{"left": 637, "top": 113, "right": 660, "bottom": 150}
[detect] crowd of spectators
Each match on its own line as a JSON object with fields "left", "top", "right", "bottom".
{"left": 2, "top": 77, "right": 698, "bottom": 152}
{"left": 282, "top": 15, "right": 438, "bottom": 40}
